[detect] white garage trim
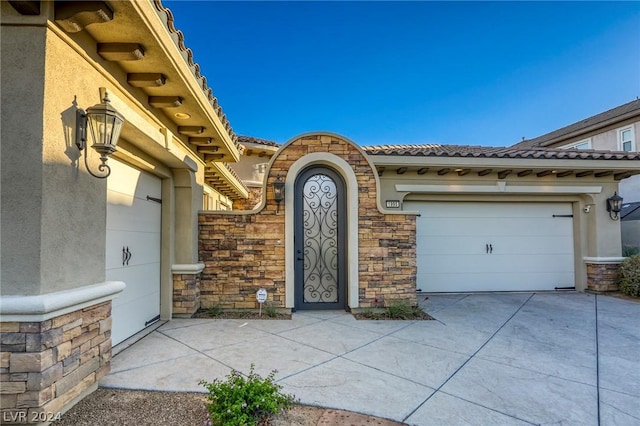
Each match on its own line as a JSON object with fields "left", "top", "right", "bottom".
{"left": 396, "top": 183, "right": 602, "bottom": 194}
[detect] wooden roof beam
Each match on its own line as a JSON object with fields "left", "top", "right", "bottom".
{"left": 497, "top": 170, "right": 512, "bottom": 179}
{"left": 614, "top": 172, "right": 632, "bottom": 180}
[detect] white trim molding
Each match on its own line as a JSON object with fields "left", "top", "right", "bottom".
{"left": 171, "top": 263, "right": 205, "bottom": 274}
{"left": 0, "top": 281, "right": 126, "bottom": 322}
{"left": 617, "top": 125, "right": 636, "bottom": 152}
{"left": 583, "top": 257, "right": 625, "bottom": 264}
{"left": 396, "top": 183, "right": 603, "bottom": 194}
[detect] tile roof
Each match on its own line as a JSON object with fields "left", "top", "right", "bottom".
{"left": 237, "top": 135, "right": 280, "bottom": 148}
{"left": 362, "top": 144, "right": 640, "bottom": 160}
{"left": 512, "top": 99, "right": 640, "bottom": 149}
{"left": 153, "top": 1, "right": 239, "bottom": 150}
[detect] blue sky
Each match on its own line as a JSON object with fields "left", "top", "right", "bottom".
{"left": 164, "top": 1, "right": 640, "bottom": 147}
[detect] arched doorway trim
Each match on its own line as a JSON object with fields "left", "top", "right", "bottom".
{"left": 285, "top": 152, "right": 359, "bottom": 309}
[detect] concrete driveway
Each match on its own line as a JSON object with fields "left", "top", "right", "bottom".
{"left": 101, "top": 293, "right": 639, "bottom": 425}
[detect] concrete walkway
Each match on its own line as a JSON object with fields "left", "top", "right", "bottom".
{"left": 101, "top": 293, "right": 639, "bottom": 425}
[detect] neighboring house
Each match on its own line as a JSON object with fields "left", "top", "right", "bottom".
{"left": 1, "top": 0, "right": 639, "bottom": 421}
{"left": 621, "top": 202, "right": 640, "bottom": 254}
{"left": 513, "top": 99, "right": 640, "bottom": 203}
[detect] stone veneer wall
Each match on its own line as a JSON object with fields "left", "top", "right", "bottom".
{"left": 0, "top": 302, "right": 111, "bottom": 421}
{"left": 232, "top": 187, "right": 263, "bottom": 211}
{"left": 172, "top": 273, "right": 201, "bottom": 316}
{"left": 199, "top": 134, "right": 417, "bottom": 310}
{"left": 585, "top": 262, "right": 620, "bottom": 292}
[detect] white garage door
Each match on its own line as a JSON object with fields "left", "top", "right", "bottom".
{"left": 106, "top": 159, "right": 161, "bottom": 345}
{"left": 404, "top": 202, "right": 575, "bottom": 292}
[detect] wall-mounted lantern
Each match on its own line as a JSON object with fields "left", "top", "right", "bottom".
{"left": 76, "top": 91, "right": 124, "bottom": 178}
{"left": 606, "top": 192, "right": 623, "bottom": 220}
{"left": 273, "top": 175, "right": 285, "bottom": 213}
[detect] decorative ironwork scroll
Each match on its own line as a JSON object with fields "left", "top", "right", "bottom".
{"left": 302, "top": 174, "right": 339, "bottom": 303}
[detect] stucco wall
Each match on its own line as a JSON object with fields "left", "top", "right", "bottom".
{"left": 1, "top": 22, "right": 47, "bottom": 295}
{"left": 199, "top": 134, "right": 417, "bottom": 310}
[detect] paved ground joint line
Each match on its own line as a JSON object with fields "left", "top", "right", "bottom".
{"left": 595, "top": 294, "right": 601, "bottom": 426}
{"left": 156, "top": 329, "right": 238, "bottom": 372}
{"left": 275, "top": 320, "right": 415, "bottom": 383}
{"left": 437, "top": 390, "right": 539, "bottom": 426}
{"left": 401, "top": 292, "right": 536, "bottom": 424}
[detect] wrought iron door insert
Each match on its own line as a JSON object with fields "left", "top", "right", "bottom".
{"left": 294, "top": 167, "right": 346, "bottom": 310}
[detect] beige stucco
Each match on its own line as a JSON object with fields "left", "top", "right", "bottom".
{"left": 0, "top": 1, "right": 239, "bottom": 311}
{"left": 553, "top": 118, "right": 640, "bottom": 202}
{"left": 233, "top": 142, "right": 278, "bottom": 187}
{"left": 372, "top": 159, "right": 627, "bottom": 291}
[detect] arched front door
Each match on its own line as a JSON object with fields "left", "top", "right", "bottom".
{"left": 294, "top": 166, "right": 347, "bottom": 310}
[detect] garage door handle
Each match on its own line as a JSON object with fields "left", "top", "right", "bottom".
{"left": 489, "top": 244, "right": 493, "bottom": 254}
{"left": 122, "top": 246, "right": 132, "bottom": 266}
{"left": 486, "top": 244, "right": 489, "bottom": 254}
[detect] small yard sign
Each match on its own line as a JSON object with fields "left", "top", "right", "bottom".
{"left": 256, "top": 288, "right": 268, "bottom": 316}
{"left": 256, "top": 288, "right": 268, "bottom": 303}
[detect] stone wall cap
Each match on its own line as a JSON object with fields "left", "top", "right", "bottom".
{"left": 583, "top": 257, "right": 625, "bottom": 264}
{"left": 0, "top": 281, "right": 125, "bottom": 322}
{"left": 172, "top": 263, "right": 205, "bottom": 274}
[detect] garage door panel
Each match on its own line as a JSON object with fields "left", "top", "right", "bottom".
{"left": 413, "top": 202, "right": 572, "bottom": 219}
{"left": 420, "top": 235, "right": 573, "bottom": 256}
{"left": 111, "top": 292, "right": 160, "bottom": 345}
{"left": 406, "top": 201, "right": 575, "bottom": 292}
{"left": 421, "top": 217, "right": 572, "bottom": 238}
{"left": 106, "top": 231, "right": 161, "bottom": 270}
{"left": 107, "top": 159, "right": 161, "bottom": 346}
{"left": 417, "top": 272, "right": 574, "bottom": 292}
{"left": 108, "top": 264, "right": 160, "bottom": 306}
{"left": 108, "top": 159, "right": 162, "bottom": 199}
{"left": 419, "top": 236, "right": 492, "bottom": 255}
{"left": 484, "top": 236, "right": 574, "bottom": 255}
{"left": 106, "top": 198, "right": 162, "bottom": 234}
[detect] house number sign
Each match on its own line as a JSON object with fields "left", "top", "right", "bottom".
{"left": 386, "top": 200, "right": 401, "bottom": 209}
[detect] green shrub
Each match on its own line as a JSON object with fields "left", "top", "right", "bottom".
{"left": 199, "top": 365, "right": 296, "bottom": 426}
{"left": 205, "top": 305, "right": 222, "bottom": 317}
{"left": 359, "top": 308, "right": 377, "bottom": 319}
{"left": 618, "top": 255, "right": 640, "bottom": 297}
{"left": 385, "top": 300, "right": 422, "bottom": 319}
{"left": 264, "top": 303, "right": 278, "bottom": 318}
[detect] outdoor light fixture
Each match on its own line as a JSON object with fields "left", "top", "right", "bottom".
{"left": 273, "top": 175, "right": 285, "bottom": 213}
{"left": 76, "top": 91, "right": 124, "bottom": 178}
{"left": 606, "top": 192, "right": 623, "bottom": 220}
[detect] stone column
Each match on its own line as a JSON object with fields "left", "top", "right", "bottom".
{"left": 172, "top": 264, "right": 205, "bottom": 317}
{"left": 583, "top": 257, "right": 623, "bottom": 292}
